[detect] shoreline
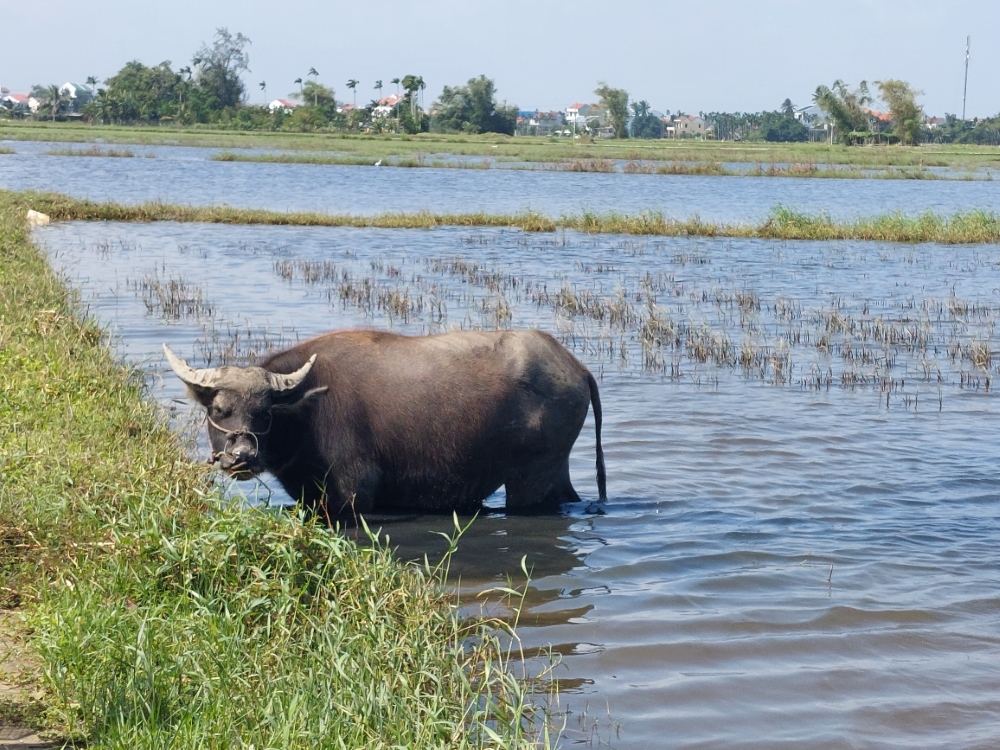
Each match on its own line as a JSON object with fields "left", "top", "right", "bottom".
{"left": 0, "top": 190, "right": 552, "bottom": 748}
{"left": 17, "top": 190, "right": 1000, "bottom": 244}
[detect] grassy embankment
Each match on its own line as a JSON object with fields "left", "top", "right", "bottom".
{"left": 211, "top": 150, "right": 989, "bottom": 180}
{"left": 42, "top": 145, "right": 138, "bottom": 157}
{"left": 3, "top": 120, "right": 1000, "bottom": 169}
{"left": 0, "top": 190, "right": 555, "bottom": 748}
{"left": 19, "top": 190, "right": 1000, "bottom": 245}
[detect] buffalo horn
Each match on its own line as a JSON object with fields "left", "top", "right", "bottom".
{"left": 267, "top": 354, "right": 317, "bottom": 392}
{"left": 162, "top": 344, "right": 225, "bottom": 389}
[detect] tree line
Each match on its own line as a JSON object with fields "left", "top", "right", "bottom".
{"left": 11, "top": 28, "right": 521, "bottom": 136}
{"left": 10, "top": 34, "right": 1000, "bottom": 145}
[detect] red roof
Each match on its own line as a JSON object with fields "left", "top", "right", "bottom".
{"left": 376, "top": 94, "right": 403, "bottom": 106}
{"left": 6, "top": 93, "right": 28, "bottom": 103}
{"left": 568, "top": 102, "right": 587, "bottom": 110}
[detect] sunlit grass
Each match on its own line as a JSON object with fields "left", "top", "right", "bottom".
{"left": 0, "top": 189, "right": 557, "bottom": 748}
{"left": 18, "top": 190, "right": 1000, "bottom": 244}
{"left": 43, "top": 145, "right": 136, "bottom": 157}
{"left": 4, "top": 120, "right": 1000, "bottom": 169}
{"left": 213, "top": 150, "right": 491, "bottom": 169}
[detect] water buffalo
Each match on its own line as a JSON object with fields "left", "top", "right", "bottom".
{"left": 164, "top": 329, "right": 606, "bottom": 519}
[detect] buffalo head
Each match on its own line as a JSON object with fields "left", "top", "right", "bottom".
{"left": 163, "top": 345, "right": 326, "bottom": 478}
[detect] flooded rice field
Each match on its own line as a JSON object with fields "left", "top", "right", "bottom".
{"left": 34, "top": 219, "right": 1000, "bottom": 748}
{"left": 4, "top": 139, "right": 1000, "bottom": 222}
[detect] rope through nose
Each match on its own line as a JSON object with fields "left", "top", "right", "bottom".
{"left": 205, "top": 412, "right": 272, "bottom": 464}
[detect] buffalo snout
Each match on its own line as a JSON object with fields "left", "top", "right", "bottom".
{"left": 218, "top": 438, "right": 261, "bottom": 477}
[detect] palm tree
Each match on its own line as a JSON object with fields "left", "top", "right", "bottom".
{"left": 259, "top": 80, "right": 267, "bottom": 104}
{"left": 391, "top": 77, "right": 400, "bottom": 97}
{"left": 346, "top": 79, "right": 359, "bottom": 108}
{"left": 294, "top": 77, "right": 303, "bottom": 96}
{"left": 374, "top": 79, "right": 383, "bottom": 102}
{"left": 781, "top": 98, "right": 795, "bottom": 117}
{"left": 177, "top": 67, "right": 192, "bottom": 116}
{"left": 401, "top": 75, "right": 418, "bottom": 119}
{"left": 416, "top": 76, "right": 426, "bottom": 114}
{"left": 31, "top": 84, "right": 68, "bottom": 122}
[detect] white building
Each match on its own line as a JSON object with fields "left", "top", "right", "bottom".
{"left": 372, "top": 94, "right": 404, "bottom": 118}
{"left": 1, "top": 92, "right": 30, "bottom": 112}
{"left": 60, "top": 82, "right": 95, "bottom": 110}
{"left": 268, "top": 99, "right": 300, "bottom": 113}
{"left": 673, "top": 115, "right": 709, "bottom": 138}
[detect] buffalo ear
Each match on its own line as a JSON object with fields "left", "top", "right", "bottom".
{"left": 272, "top": 386, "right": 328, "bottom": 413}
{"left": 184, "top": 383, "right": 217, "bottom": 408}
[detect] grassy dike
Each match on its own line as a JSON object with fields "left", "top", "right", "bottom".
{"left": 19, "top": 190, "right": 1000, "bottom": 244}
{"left": 0, "top": 191, "right": 554, "bottom": 748}
{"left": 4, "top": 120, "right": 1000, "bottom": 170}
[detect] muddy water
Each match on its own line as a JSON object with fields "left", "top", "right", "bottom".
{"left": 36, "top": 222, "right": 1000, "bottom": 748}
{"left": 4, "top": 139, "right": 1000, "bottom": 222}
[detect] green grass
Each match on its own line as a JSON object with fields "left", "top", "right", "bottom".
{"left": 17, "top": 190, "right": 1000, "bottom": 244}
{"left": 4, "top": 120, "right": 1000, "bottom": 169}
{"left": 43, "top": 145, "right": 136, "bottom": 157}
{"left": 213, "top": 151, "right": 491, "bottom": 169}
{"left": 0, "top": 189, "right": 556, "bottom": 748}
{"left": 0, "top": 146, "right": 14, "bottom": 155}
{"left": 210, "top": 151, "right": 994, "bottom": 180}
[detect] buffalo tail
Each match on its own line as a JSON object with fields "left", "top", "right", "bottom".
{"left": 587, "top": 373, "right": 607, "bottom": 501}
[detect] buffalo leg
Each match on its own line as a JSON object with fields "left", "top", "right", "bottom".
{"left": 504, "top": 456, "right": 579, "bottom": 512}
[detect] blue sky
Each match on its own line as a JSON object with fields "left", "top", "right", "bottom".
{"left": 2, "top": 0, "right": 996, "bottom": 117}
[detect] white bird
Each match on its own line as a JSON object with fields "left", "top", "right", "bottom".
{"left": 374, "top": 159, "right": 382, "bottom": 166}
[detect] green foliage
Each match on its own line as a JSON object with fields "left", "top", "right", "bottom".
{"left": 85, "top": 61, "right": 184, "bottom": 123}
{"left": 875, "top": 79, "right": 925, "bottom": 145}
{"left": 29, "top": 84, "right": 70, "bottom": 122}
{"left": 432, "top": 75, "right": 516, "bottom": 135}
{"left": 594, "top": 82, "right": 629, "bottom": 138}
{"left": 760, "top": 112, "right": 808, "bottom": 142}
{"left": 930, "top": 113, "right": 1000, "bottom": 145}
{"left": 192, "top": 28, "right": 251, "bottom": 109}
{"left": 813, "top": 80, "right": 873, "bottom": 144}
{"left": 629, "top": 100, "right": 663, "bottom": 139}
{"left": 295, "top": 80, "right": 336, "bottom": 111}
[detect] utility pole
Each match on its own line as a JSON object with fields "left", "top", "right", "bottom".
{"left": 963, "top": 36, "right": 971, "bottom": 120}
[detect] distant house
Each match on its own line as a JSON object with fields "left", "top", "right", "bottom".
{"left": 2, "top": 93, "right": 30, "bottom": 113}
{"left": 864, "top": 109, "right": 893, "bottom": 133}
{"left": 268, "top": 99, "right": 300, "bottom": 113}
{"left": 517, "top": 109, "right": 565, "bottom": 136}
{"left": 60, "top": 82, "right": 94, "bottom": 112}
{"left": 794, "top": 105, "right": 828, "bottom": 125}
{"left": 338, "top": 103, "right": 357, "bottom": 114}
{"left": 565, "top": 102, "right": 598, "bottom": 130}
{"left": 673, "top": 114, "right": 709, "bottom": 138}
{"left": 372, "top": 94, "right": 404, "bottom": 119}
{"left": 565, "top": 102, "right": 591, "bottom": 121}
{"left": 794, "top": 105, "right": 833, "bottom": 141}
{"left": 925, "top": 116, "right": 945, "bottom": 130}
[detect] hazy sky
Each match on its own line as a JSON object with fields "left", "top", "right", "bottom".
{"left": 2, "top": 0, "right": 996, "bottom": 117}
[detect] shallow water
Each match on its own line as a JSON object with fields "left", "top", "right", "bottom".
{"left": 5, "top": 139, "right": 1000, "bottom": 222}
{"left": 35, "top": 220, "right": 1000, "bottom": 748}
